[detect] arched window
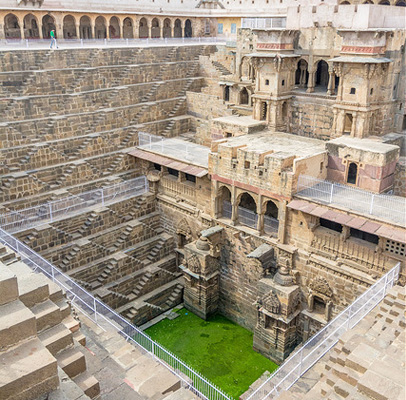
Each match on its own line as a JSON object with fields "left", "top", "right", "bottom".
{"left": 347, "top": 162, "right": 358, "bottom": 184}
{"left": 163, "top": 18, "right": 172, "bottom": 38}
{"left": 378, "top": 0, "right": 390, "bottom": 4}
{"left": 139, "top": 18, "right": 149, "bottom": 39}
{"left": 282, "top": 102, "right": 288, "bottom": 119}
{"left": 264, "top": 200, "right": 279, "bottom": 234}
{"left": 109, "top": 16, "right": 120, "bottom": 39}
{"left": 95, "top": 16, "right": 107, "bottom": 39}
{"left": 184, "top": 19, "right": 192, "bottom": 38}
{"left": 174, "top": 19, "right": 182, "bottom": 38}
{"left": 4, "top": 14, "right": 21, "bottom": 39}
{"left": 395, "top": 0, "right": 406, "bottom": 5}
{"left": 151, "top": 18, "right": 160, "bottom": 38}
{"left": 42, "top": 15, "right": 56, "bottom": 39}
{"left": 315, "top": 60, "right": 329, "bottom": 90}
{"left": 23, "top": 14, "right": 39, "bottom": 39}
{"left": 63, "top": 15, "right": 77, "bottom": 39}
{"left": 219, "top": 187, "right": 232, "bottom": 219}
{"left": 295, "top": 59, "right": 309, "bottom": 87}
{"left": 240, "top": 87, "right": 249, "bottom": 105}
{"left": 238, "top": 193, "right": 257, "bottom": 228}
{"left": 123, "top": 17, "right": 133, "bottom": 39}
{"left": 79, "top": 16, "right": 92, "bottom": 39}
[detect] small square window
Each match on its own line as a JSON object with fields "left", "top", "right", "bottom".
{"left": 350, "top": 88, "right": 356, "bottom": 94}
{"left": 282, "top": 80, "right": 285, "bottom": 86}
{"left": 226, "top": 132, "right": 232, "bottom": 138}
{"left": 245, "top": 161, "right": 250, "bottom": 169}
{"left": 265, "top": 79, "right": 269, "bottom": 85}
{"left": 370, "top": 88, "right": 373, "bottom": 95}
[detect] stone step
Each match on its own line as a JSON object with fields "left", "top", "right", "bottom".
{"left": 55, "top": 298, "right": 71, "bottom": 319}
{"left": 31, "top": 298, "right": 62, "bottom": 333}
{"left": 73, "top": 371, "right": 100, "bottom": 399}
{"left": 0, "top": 337, "right": 58, "bottom": 400}
{"left": 63, "top": 314, "right": 81, "bottom": 334}
{"left": 57, "top": 346, "right": 86, "bottom": 379}
{"left": 0, "top": 299, "right": 37, "bottom": 350}
{"left": 0, "top": 265, "right": 18, "bottom": 306}
{"left": 17, "top": 273, "right": 50, "bottom": 308}
{"left": 39, "top": 323, "right": 74, "bottom": 356}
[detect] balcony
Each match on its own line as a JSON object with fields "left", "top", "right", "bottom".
{"left": 159, "top": 176, "right": 196, "bottom": 204}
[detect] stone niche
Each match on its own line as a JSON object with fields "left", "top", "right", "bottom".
{"left": 253, "top": 244, "right": 301, "bottom": 363}
{"left": 326, "top": 136, "right": 400, "bottom": 193}
{"left": 180, "top": 226, "right": 223, "bottom": 320}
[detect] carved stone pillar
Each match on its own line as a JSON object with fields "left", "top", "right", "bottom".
{"left": 327, "top": 67, "right": 335, "bottom": 96}
{"left": 307, "top": 69, "right": 315, "bottom": 93}
{"left": 231, "top": 186, "right": 238, "bottom": 225}
{"left": 20, "top": 24, "right": 25, "bottom": 40}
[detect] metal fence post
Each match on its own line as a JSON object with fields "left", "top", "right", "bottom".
{"left": 101, "top": 189, "right": 104, "bottom": 206}
{"left": 49, "top": 203, "right": 53, "bottom": 222}
{"left": 81, "top": 38, "right": 83, "bottom": 47}
{"left": 369, "top": 194, "right": 375, "bottom": 215}
{"left": 329, "top": 183, "right": 334, "bottom": 203}
{"left": 93, "top": 298, "right": 98, "bottom": 323}
{"left": 347, "top": 304, "right": 352, "bottom": 329}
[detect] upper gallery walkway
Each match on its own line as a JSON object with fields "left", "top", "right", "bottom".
{"left": 296, "top": 175, "right": 406, "bottom": 227}
{"left": 0, "top": 37, "right": 225, "bottom": 51}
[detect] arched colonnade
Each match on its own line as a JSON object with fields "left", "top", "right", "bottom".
{"left": 2, "top": 12, "right": 196, "bottom": 40}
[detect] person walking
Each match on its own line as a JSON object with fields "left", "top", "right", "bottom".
{"left": 50, "top": 29, "right": 58, "bottom": 49}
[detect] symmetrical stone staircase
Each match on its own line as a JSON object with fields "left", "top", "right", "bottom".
{"left": 0, "top": 247, "right": 100, "bottom": 400}
{"left": 278, "top": 284, "right": 406, "bottom": 400}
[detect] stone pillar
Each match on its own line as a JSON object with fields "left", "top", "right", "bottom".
{"left": 20, "top": 24, "right": 24, "bottom": 40}
{"left": 134, "top": 18, "right": 139, "bottom": 39}
{"left": 257, "top": 194, "right": 264, "bottom": 235}
{"left": 180, "top": 20, "right": 185, "bottom": 37}
{"left": 159, "top": 26, "right": 163, "bottom": 39}
{"left": 307, "top": 69, "right": 315, "bottom": 93}
{"left": 91, "top": 20, "right": 96, "bottom": 40}
{"left": 120, "top": 19, "right": 124, "bottom": 39}
{"left": 231, "top": 186, "right": 238, "bottom": 225}
{"left": 278, "top": 201, "right": 287, "bottom": 244}
{"left": 350, "top": 112, "right": 357, "bottom": 137}
{"left": 75, "top": 23, "right": 80, "bottom": 39}
{"left": 56, "top": 23, "right": 63, "bottom": 40}
{"left": 327, "top": 67, "right": 335, "bottom": 96}
{"left": 107, "top": 21, "right": 111, "bottom": 39}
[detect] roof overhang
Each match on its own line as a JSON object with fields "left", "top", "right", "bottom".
{"left": 288, "top": 199, "right": 405, "bottom": 243}
{"left": 129, "top": 148, "right": 208, "bottom": 178}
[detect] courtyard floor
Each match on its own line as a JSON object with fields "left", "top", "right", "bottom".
{"left": 144, "top": 308, "right": 279, "bottom": 399}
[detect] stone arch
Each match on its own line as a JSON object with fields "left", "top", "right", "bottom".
{"left": 263, "top": 199, "right": 279, "bottom": 234}
{"left": 163, "top": 18, "right": 172, "bottom": 38}
{"left": 109, "top": 16, "right": 120, "bottom": 39}
{"left": 263, "top": 291, "right": 280, "bottom": 314}
{"left": 123, "top": 17, "right": 134, "bottom": 38}
{"left": 4, "top": 13, "right": 21, "bottom": 39}
{"left": 315, "top": 60, "right": 329, "bottom": 90}
{"left": 139, "top": 17, "right": 149, "bottom": 38}
{"left": 184, "top": 19, "right": 192, "bottom": 38}
{"left": 63, "top": 15, "right": 77, "bottom": 39}
{"left": 308, "top": 276, "right": 333, "bottom": 320}
{"left": 378, "top": 0, "right": 390, "bottom": 4}
{"left": 347, "top": 162, "right": 358, "bottom": 184}
{"left": 151, "top": 18, "right": 160, "bottom": 38}
{"left": 174, "top": 19, "right": 182, "bottom": 38}
{"left": 295, "top": 59, "right": 309, "bottom": 87}
{"left": 95, "top": 16, "right": 107, "bottom": 39}
{"left": 177, "top": 218, "right": 192, "bottom": 248}
{"left": 23, "top": 14, "right": 39, "bottom": 39}
{"left": 218, "top": 185, "right": 232, "bottom": 218}
{"left": 340, "top": 1, "right": 350, "bottom": 3}
{"left": 237, "top": 192, "right": 258, "bottom": 228}
{"left": 240, "top": 87, "right": 249, "bottom": 105}
{"left": 79, "top": 16, "right": 92, "bottom": 39}
{"left": 309, "top": 277, "right": 333, "bottom": 299}
{"left": 395, "top": 0, "right": 406, "bottom": 5}
{"left": 42, "top": 14, "right": 56, "bottom": 39}
{"left": 363, "top": 0, "right": 373, "bottom": 3}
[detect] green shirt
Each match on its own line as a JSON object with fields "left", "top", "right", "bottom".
{"left": 50, "top": 31, "right": 55, "bottom": 38}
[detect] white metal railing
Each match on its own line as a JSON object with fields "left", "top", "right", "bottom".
{"left": 241, "top": 18, "right": 287, "bottom": 29}
{"left": 263, "top": 215, "right": 279, "bottom": 234}
{"left": 0, "top": 227, "right": 233, "bottom": 400}
{"left": 0, "top": 176, "right": 148, "bottom": 234}
{"left": 238, "top": 206, "right": 258, "bottom": 228}
{"left": 246, "top": 261, "right": 401, "bottom": 400}
{"left": 297, "top": 175, "right": 406, "bottom": 226}
{"left": 0, "top": 37, "right": 224, "bottom": 50}
{"left": 138, "top": 132, "right": 209, "bottom": 166}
